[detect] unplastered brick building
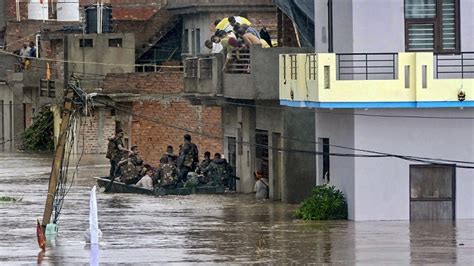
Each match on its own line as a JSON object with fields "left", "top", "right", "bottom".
{"left": 103, "top": 70, "right": 223, "bottom": 164}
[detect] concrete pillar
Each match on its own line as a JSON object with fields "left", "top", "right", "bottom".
{"left": 281, "top": 107, "right": 316, "bottom": 203}
{"left": 236, "top": 106, "right": 256, "bottom": 193}
{"left": 269, "top": 132, "right": 282, "bottom": 200}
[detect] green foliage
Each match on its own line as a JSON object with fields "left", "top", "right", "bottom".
{"left": 21, "top": 108, "right": 54, "bottom": 151}
{"left": 0, "top": 196, "right": 22, "bottom": 203}
{"left": 295, "top": 185, "right": 348, "bottom": 220}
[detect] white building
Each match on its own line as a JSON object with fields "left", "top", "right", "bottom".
{"left": 280, "top": 0, "right": 474, "bottom": 221}
{"left": 28, "top": 0, "right": 80, "bottom": 21}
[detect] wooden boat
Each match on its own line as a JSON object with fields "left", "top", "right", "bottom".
{"left": 94, "top": 177, "right": 226, "bottom": 196}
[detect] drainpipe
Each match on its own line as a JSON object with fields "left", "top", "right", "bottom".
{"left": 42, "top": 0, "right": 45, "bottom": 23}
{"left": 15, "top": 0, "right": 20, "bottom": 21}
{"left": 35, "top": 34, "right": 40, "bottom": 58}
{"left": 97, "top": 0, "right": 102, "bottom": 34}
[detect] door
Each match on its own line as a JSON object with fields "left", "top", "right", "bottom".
{"left": 410, "top": 164, "right": 455, "bottom": 220}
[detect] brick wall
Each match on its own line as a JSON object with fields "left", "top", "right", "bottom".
{"left": 5, "top": 21, "right": 74, "bottom": 52}
{"left": 5, "top": 0, "right": 28, "bottom": 21}
{"left": 103, "top": 71, "right": 184, "bottom": 95}
{"left": 278, "top": 9, "right": 299, "bottom": 47}
{"left": 247, "top": 11, "right": 278, "bottom": 39}
{"left": 103, "top": 70, "right": 223, "bottom": 164}
{"left": 131, "top": 100, "right": 222, "bottom": 164}
{"left": 78, "top": 106, "right": 116, "bottom": 154}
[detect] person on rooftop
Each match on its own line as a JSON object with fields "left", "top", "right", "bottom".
{"left": 205, "top": 39, "right": 223, "bottom": 54}
{"left": 235, "top": 24, "right": 269, "bottom": 48}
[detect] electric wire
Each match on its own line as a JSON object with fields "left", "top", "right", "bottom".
{"left": 0, "top": 49, "right": 183, "bottom": 69}
{"left": 111, "top": 99, "right": 474, "bottom": 165}
{"left": 93, "top": 98, "right": 474, "bottom": 169}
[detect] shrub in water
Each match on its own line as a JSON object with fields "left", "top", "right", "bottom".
{"left": 21, "top": 108, "right": 54, "bottom": 151}
{"left": 295, "top": 185, "right": 348, "bottom": 220}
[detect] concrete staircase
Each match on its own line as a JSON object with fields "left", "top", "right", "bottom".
{"left": 134, "top": 8, "right": 180, "bottom": 60}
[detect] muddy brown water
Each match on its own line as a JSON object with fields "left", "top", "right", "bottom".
{"left": 0, "top": 152, "right": 473, "bottom": 264}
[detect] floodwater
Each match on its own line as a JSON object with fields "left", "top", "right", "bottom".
{"left": 0, "top": 152, "right": 473, "bottom": 265}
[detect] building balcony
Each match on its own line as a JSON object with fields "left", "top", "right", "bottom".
{"left": 279, "top": 52, "right": 474, "bottom": 108}
{"left": 183, "top": 45, "right": 311, "bottom": 101}
{"left": 12, "top": 59, "right": 48, "bottom": 89}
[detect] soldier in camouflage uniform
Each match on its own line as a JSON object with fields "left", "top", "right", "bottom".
{"left": 204, "top": 153, "right": 230, "bottom": 186}
{"left": 196, "top": 151, "right": 212, "bottom": 184}
{"left": 119, "top": 145, "right": 143, "bottom": 185}
{"left": 160, "top": 145, "right": 178, "bottom": 165}
{"left": 107, "top": 129, "right": 131, "bottom": 179}
{"left": 177, "top": 134, "right": 199, "bottom": 183}
{"left": 156, "top": 157, "right": 178, "bottom": 188}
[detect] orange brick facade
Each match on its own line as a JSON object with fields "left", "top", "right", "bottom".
{"left": 103, "top": 71, "right": 223, "bottom": 164}
{"left": 130, "top": 100, "right": 222, "bottom": 164}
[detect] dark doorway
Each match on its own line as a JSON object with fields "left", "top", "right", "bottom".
{"left": 410, "top": 164, "right": 455, "bottom": 220}
{"left": 255, "top": 130, "right": 269, "bottom": 179}
{"left": 227, "top": 136, "right": 237, "bottom": 191}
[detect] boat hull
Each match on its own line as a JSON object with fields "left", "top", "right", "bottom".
{"left": 94, "top": 177, "right": 225, "bottom": 196}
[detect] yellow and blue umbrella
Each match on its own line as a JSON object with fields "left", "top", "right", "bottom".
{"left": 216, "top": 16, "right": 252, "bottom": 33}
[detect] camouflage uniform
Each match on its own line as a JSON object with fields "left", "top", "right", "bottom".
{"left": 204, "top": 158, "right": 229, "bottom": 186}
{"left": 157, "top": 163, "right": 178, "bottom": 188}
{"left": 119, "top": 152, "right": 143, "bottom": 184}
{"left": 160, "top": 152, "right": 177, "bottom": 165}
{"left": 119, "top": 159, "right": 140, "bottom": 184}
{"left": 177, "top": 142, "right": 199, "bottom": 182}
{"left": 109, "top": 136, "right": 124, "bottom": 178}
{"left": 197, "top": 158, "right": 212, "bottom": 184}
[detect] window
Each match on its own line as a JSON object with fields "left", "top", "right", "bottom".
{"left": 79, "top": 39, "right": 93, "bottom": 48}
{"left": 191, "top": 29, "right": 196, "bottom": 55}
{"left": 183, "top": 29, "right": 189, "bottom": 53}
{"left": 289, "top": 55, "right": 297, "bottom": 80}
{"left": 195, "top": 28, "right": 200, "bottom": 54}
{"left": 108, "top": 38, "right": 122, "bottom": 47}
{"left": 320, "top": 138, "right": 330, "bottom": 183}
{"left": 39, "top": 79, "right": 56, "bottom": 98}
{"left": 404, "top": 0, "right": 459, "bottom": 53}
{"left": 48, "top": 0, "right": 57, "bottom": 20}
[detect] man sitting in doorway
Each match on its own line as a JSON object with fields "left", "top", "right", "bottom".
{"left": 254, "top": 170, "right": 269, "bottom": 200}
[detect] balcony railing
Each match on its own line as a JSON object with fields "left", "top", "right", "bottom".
{"left": 183, "top": 45, "right": 310, "bottom": 100}
{"left": 435, "top": 52, "right": 474, "bottom": 79}
{"left": 337, "top": 53, "right": 398, "bottom": 80}
{"left": 280, "top": 52, "right": 474, "bottom": 108}
{"left": 226, "top": 49, "right": 251, "bottom": 74}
